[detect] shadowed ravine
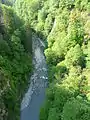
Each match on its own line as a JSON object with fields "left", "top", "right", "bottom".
{"left": 20, "top": 34, "right": 48, "bottom": 120}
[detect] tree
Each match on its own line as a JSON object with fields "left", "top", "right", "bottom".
{"left": 86, "top": 41, "right": 90, "bottom": 69}
{"left": 65, "top": 44, "right": 85, "bottom": 68}
{"left": 44, "top": 14, "right": 54, "bottom": 36}
{"left": 62, "top": 98, "right": 90, "bottom": 120}
{"left": 2, "top": 4, "right": 15, "bottom": 34}
{"left": 67, "top": 9, "right": 84, "bottom": 45}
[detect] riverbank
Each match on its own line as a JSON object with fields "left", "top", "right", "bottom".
{"left": 21, "top": 34, "right": 48, "bottom": 120}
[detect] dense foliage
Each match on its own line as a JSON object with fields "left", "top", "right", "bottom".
{"left": 14, "top": 0, "right": 90, "bottom": 120}
{"left": 1, "top": 0, "right": 90, "bottom": 120}
{"left": 40, "top": 1, "right": 90, "bottom": 120}
{"left": 0, "top": 3, "right": 32, "bottom": 120}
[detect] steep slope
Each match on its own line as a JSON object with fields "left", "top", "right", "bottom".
{"left": 1, "top": 0, "right": 90, "bottom": 120}
{"left": 14, "top": 0, "right": 90, "bottom": 120}
{"left": 0, "top": 3, "right": 32, "bottom": 120}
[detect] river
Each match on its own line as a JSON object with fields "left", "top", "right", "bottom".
{"left": 20, "top": 33, "right": 48, "bottom": 120}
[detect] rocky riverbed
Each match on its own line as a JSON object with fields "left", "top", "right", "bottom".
{"left": 21, "top": 34, "right": 48, "bottom": 120}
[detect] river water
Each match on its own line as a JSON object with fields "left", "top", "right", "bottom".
{"left": 20, "top": 34, "right": 48, "bottom": 120}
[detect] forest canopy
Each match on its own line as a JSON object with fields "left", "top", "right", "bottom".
{"left": 0, "top": 2, "right": 32, "bottom": 120}
{"left": 14, "top": 0, "right": 90, "bottom": 120}
{"left": 0, "top": 0, "right": 90, "bottom": 120}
